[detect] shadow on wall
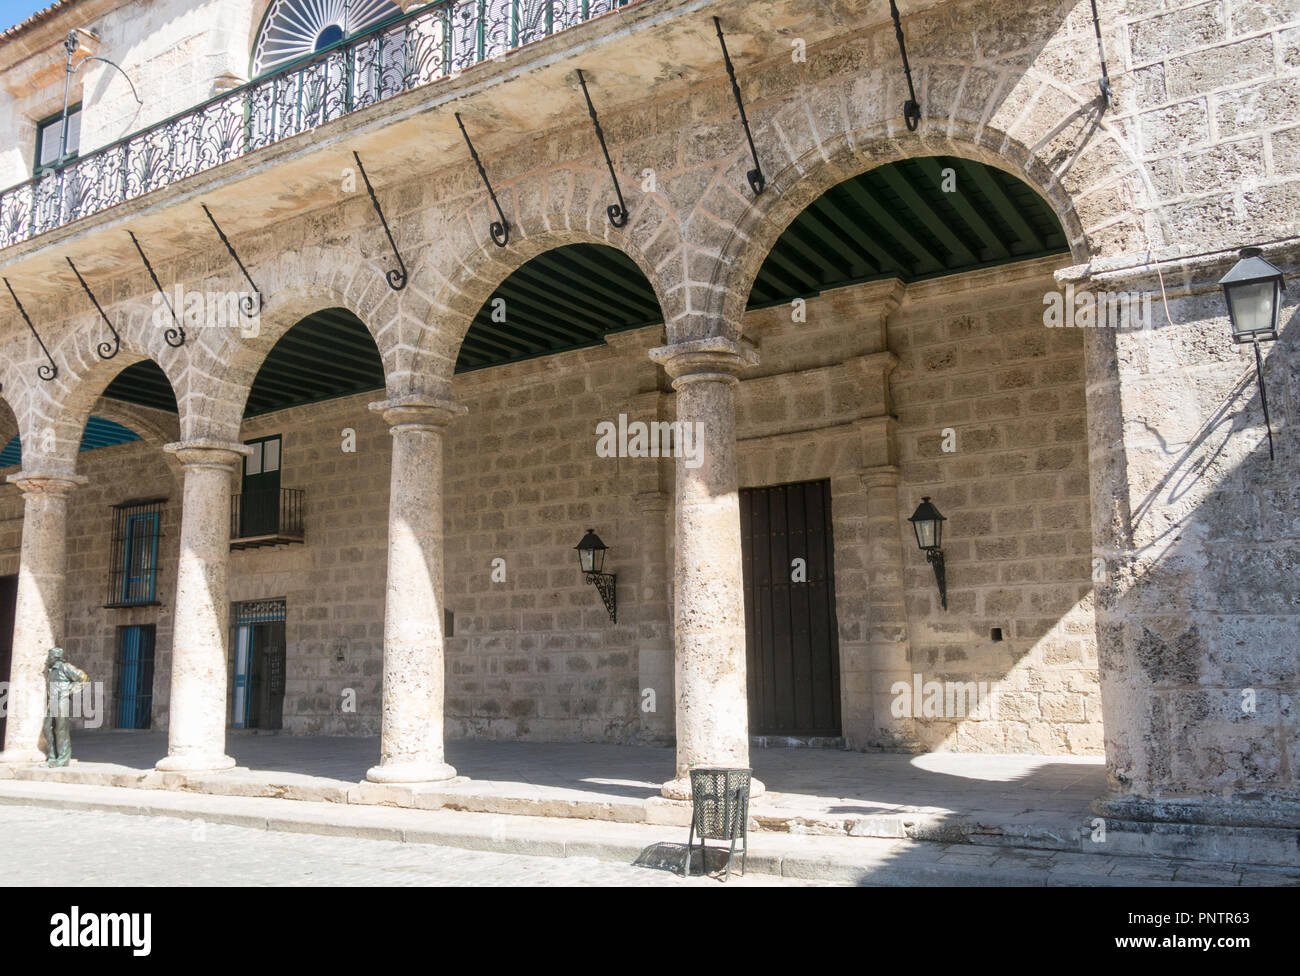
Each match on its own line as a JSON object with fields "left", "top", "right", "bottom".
{"left": 1093, "top": 290, "right": 1300, "bottom": 810}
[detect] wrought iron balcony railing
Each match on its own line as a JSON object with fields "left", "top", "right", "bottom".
{"left": 231, "top": 487, "right": 305, "bottom": 548}
{"left": 0, "top": 0, "right": 640, "bottom": 250}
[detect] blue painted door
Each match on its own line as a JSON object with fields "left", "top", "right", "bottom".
{"left": 116, "top": 625, "right": 155, "bottom": 729}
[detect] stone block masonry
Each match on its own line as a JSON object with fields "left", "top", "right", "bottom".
{"left": 0, "top": 0, "right": 1296, "bottom": 825}
{"left": 0, "top": 261, "right": 1101, "bottom": 755}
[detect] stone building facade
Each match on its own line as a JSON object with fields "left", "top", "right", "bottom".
{"left": 0, "top": 0, "right": 1295, "bottom": 838}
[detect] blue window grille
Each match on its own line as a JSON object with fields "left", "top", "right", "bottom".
{"left": 107, "top": 500, "right": 165, "bottom": 607}
{"left": 115, "top": 624, "right": 155, "bottom": 730}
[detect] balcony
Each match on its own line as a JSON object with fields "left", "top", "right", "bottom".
{"left": 231, "top": 487, "right": 305, "bottom": 549}
{"left": 0, "top": 0, "right": 643, "bottom": 250}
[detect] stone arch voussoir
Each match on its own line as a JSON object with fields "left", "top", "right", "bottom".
{"left": 19, "top": 320, "right": 188, "bottom": 476}
{"left": 690, "top": 70, "right": 1149, "bottom": 343}
{"left": 183, "top": 242, "right": 411, "bottom": 442}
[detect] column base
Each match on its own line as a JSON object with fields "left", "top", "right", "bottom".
{"left": 661, "top": 775, "right": 765, "bottom": 801}
{"left": 0, "top": 746, "right": 47, "bottom": 766}
{"left": 366, "top": 759, "right": 458, "bottom": 784}
{"left": 155, "top": 753, "right": 236, "bottom": 773}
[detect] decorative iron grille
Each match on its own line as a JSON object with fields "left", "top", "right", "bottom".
{"left": 105, "top": 498, "right": 166, "bottom": 607}
{"left": 233, "top": 598, "right": 288, "bottom": 626}
{"left": 0, "top": 0, "right": 643, "bottom": 249}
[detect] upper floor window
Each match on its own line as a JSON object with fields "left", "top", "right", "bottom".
{"left": 251, "top": 0, "right": 403, "bottom": 76}
{"left": 34, "top": 104, "right": 81, "bottom": 175}
{"left": 232, "top": 434, "right": 304, "bottom": 546}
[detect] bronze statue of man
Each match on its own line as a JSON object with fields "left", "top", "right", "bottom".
{"left": 40, "top": 647, "right": 89, "bottom": 768}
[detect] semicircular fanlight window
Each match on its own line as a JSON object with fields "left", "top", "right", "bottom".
{"left": 252, "top": 0, "right": 403, "bottom": 76}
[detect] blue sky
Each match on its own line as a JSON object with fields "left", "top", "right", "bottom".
{"left": 1, "top": 0, "right": 51, "bottom": 33}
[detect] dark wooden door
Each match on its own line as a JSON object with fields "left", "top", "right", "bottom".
{"left": 740, "top": 480, "right": 841, "bottom": 736}
{"left": 0, "top": 575, "right": 16, "bottom": 744}
{"left": 249, "top": 620, "right": 285, "bottom": 730}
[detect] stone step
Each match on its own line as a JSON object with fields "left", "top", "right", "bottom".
{"left": 11, "top": 761, "right": 1291, "bottom": 868}
{"left": 0, "top": 761, "right": 1089, "bottom": 854}
{"left": 750, "top": 736, "right": 846, "bottom": 749}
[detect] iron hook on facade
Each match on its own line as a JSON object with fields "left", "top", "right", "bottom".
{"left": 577, "top": 69, "right": 628, "bottom": 229}
{"left": 202, "top": 204, "right": 263, "bottom": 317}
{"left": 3, "top": 276, "right": 58, "bottom": 380}
{"left": 888, "top": 1, "right": 922, "bottom": 131}
{"left": 353, "top": 151, "right": 409, "bottom": 291}
{"left": 67, "top": 256, "right": 120, "bottom": 360}
{"left": 128, "top": 230, "right": 185, "bottom": 347}
{"left": 714, "top": 17, "right": 765, "bottom": 195}
{"left": 456, "top": 113, "right": 510, "bottom": 248}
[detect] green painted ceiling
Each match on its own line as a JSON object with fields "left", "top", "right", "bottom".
{"left": 93, "top": 156, "right": 1068, "bottom": 419}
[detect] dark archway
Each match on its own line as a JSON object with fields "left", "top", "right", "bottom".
{"left": 746, "top": 156, "right": 1069, "bottom": 309}
{"left": 244, "top": 307, "right": 384, "bottom": 418}
{"left": 736, "top": 154, "right": 1089, "bottom": 758}
{"left": 443, "top": 240, "right": 670, "bottom": 746}
{"left": 230, "top": 306, "right": 388, "bottom": 734}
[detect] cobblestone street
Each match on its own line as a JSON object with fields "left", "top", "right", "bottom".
{"left": 0, "top": 805, "right": 829, "bottom": 887}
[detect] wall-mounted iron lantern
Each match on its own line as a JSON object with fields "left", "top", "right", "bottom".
{"left": 1219, "top": 247, "right": 1286, "bottom": 460}
{"left": 58, "top": 31, "right": 142, "bottom": 168}
{"left": 575, "top": 528, "right": 616, "bottom": 624}
{"left": 908, "top": 497, "right": 947, "bottom": 611}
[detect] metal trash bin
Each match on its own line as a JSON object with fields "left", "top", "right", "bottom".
{"left": 683, "top": 767, "right": 751, "bottom": 881}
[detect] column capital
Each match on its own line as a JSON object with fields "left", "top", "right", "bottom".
{"left": 369, "top": 394, "right": 467, "bottom": 431}
{"left": 5, "top": 471, "right": 88, "bottom": 495}
{"left": 649, "top": 336, "right": 758, "bottom": 386}
{"left": 164, "top": 439, "right": 251, "bottom": 469}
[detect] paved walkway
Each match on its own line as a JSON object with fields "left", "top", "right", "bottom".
{"left": 38, "top": 731, "right": 1106, "bottom": 837}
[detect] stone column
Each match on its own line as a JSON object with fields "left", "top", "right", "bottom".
{"left": 155, "top": 440, "right": 248, "bottom": 773}
{"left": 366, "top": 395, "right": 465, "bottom": 783}
{"left": 0, "top": 472, "right": 86, "bottom": 764}
{"left": 650, "top": 337, "right": 763, "bottom": 800}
